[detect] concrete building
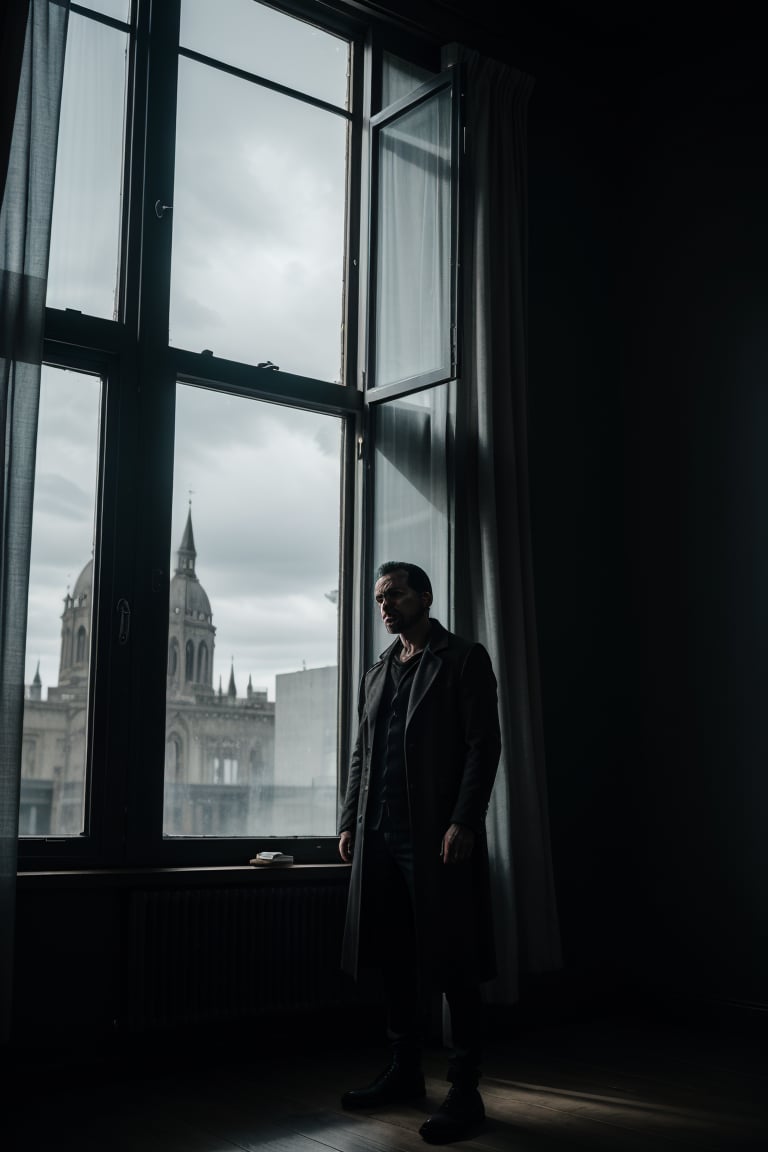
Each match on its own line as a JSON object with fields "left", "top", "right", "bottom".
{"left": 272, "top": 663, "right": 338, "bottom": 835}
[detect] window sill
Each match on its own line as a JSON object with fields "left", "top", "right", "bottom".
{"left": 16, "top": 862, "right": 350, "bottom": 890}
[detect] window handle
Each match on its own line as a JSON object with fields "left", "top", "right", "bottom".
{"left": 154, "top": 200, "right": 172, "bottom": 219}
{"left": 117, "top": 598, "right": 131, "bottom": 645}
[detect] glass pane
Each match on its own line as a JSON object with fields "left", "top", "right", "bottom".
{"left": 382, "top": 51, "right": 435, "bottom": 106}
{"left": 164, "top": 384, "right": 341, "bottom": 838}
{"left": 181, "top": 0, "right": 350, "bottom": 110}
{"left": 46, "top": 11, "right": 128, "bottom": 319}
{"left": 375, "top": 86, "right": 452, "bottom": 390}
{"left": 170, "top": 58, "right": 348, "bottom": 382}
{"left": 21, "top": 367, "right": 102, "bottom": 837}
{"left": 371, "top": 383, "right": 452, "bottom": 651}
{"left": 76, "top": 0, "right": 131, "bottom": 22}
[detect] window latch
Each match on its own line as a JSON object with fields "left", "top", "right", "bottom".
{"left": 117, "top": 598, "right": 131, "bottom": 645}
{"left": 154, "top": 200, "right": 173, "bottom": 219}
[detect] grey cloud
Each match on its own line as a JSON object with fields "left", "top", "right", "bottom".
{"left": 32, "top": 473, "right": 97, "bottom": 522}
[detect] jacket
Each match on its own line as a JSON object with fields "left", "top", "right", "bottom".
{"left": 339, "top": 618, "right": 501, "bottom": 985}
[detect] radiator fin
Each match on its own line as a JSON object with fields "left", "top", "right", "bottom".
{"left": 126, "top": 884, "right": 349, "bottom": 1031}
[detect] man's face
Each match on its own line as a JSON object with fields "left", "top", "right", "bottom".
{"left": 374, "top": 569, "right": 431, "bottom": 634}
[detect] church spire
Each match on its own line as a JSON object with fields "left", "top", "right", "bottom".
{"left": 175, "top": 504, "right": 197, "bottom": 577}
{"left": 227, "top": 660, "right": 237, "bottom": 699}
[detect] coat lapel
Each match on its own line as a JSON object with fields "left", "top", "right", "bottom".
{"left": 366, "top": 642, "right": 397, "bottom": 737}
{"left": 406, "top": 618, "right": 448, "bottom": 727}
{"left": 406, "top": 650, "right": 440, "bottom": 725}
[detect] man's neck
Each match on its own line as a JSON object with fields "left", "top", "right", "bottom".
{"left": 398, "top": 617, "right": 430, "bottom": 661}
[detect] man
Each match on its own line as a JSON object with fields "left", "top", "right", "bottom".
{"left": 338, "top": 561, "right": 501, "bottom": 1145}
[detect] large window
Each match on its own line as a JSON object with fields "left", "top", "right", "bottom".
{"left": 366, "top": 60, "right": 461, "bottom": 650}
{"left": 163, "top": 384, "right": 342, "bottom": 838}
{"left": 170, "top": 1, "right": 350, "bottom": 377}
{"left": 19, "top": 0, "right": 454, "bottom": 869}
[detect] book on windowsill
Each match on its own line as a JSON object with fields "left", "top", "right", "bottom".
{"left": 250, "top": 851, "right": 294, "bottom": 866}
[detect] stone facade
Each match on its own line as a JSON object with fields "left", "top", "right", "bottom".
{"left": 20, "top": 510, "right": 338, "bottom": 839}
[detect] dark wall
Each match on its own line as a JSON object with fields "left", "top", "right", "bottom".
{"left": 13, "top": 2, "right": 767, "bottom": 1044}
{"left": 528, "top": 31, "right": 768, "bottom": 1009}
{"left": 527, "top": 51, "right": 629, "bottom": 998}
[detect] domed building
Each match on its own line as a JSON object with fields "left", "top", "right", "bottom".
{"left": 58, "top": 557, "right": 93, "bottom": 690}
{"left": 20, "top": 509, "right": 275, "bottom": 838}
{"left": 19, "top": 557, "right": 96, "bottom": 835}
{"left": 162, "top": 508, "right": 275, "bottom": 836}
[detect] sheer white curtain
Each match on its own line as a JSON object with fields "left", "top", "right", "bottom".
{"left": 374, "top": 85, "right": 452, "bottom": 390}
{"left": 446, "top": 45, "right": 563, "bottom": 1003}
{"left": 0, "top": 0, "right": 69, "bottom": 1045}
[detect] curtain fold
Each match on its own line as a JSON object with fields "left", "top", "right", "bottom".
{"left": 445, "top": 44, "right": 562, "bottom": 1003}
{"left": 0, "top": 0, "right": 69, "bottom": 1046}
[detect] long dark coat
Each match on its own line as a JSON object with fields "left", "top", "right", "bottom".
{"left": 339, "top": 619, "right": 502, "bottom": 987}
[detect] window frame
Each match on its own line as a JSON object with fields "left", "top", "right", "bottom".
{"left": 20, "top": 335, "right": 134, "bottom": 869}
{"left": 365, "top": 66, "right": 463, "bottom": 401}
{"left": 359, "top": 61, "right": 463, "bottom": 673}
{"left": 18, "top": 0, "right": 453, "bottom": 871}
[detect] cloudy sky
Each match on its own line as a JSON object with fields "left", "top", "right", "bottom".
{"left": 26, "top": 0, "right": 352, "bottom": 702}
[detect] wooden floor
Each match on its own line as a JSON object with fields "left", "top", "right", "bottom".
{"left": 8, "top": 1010, "right": 768, "bottom": 1151}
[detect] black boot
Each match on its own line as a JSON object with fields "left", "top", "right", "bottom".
{"left": 418, "top": 1071, "right": 485, "bottom": 1144}
{"left": 341, "top": 1040, "right": 425, "bottom": 1110}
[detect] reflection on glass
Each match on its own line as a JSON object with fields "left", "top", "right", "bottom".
{"left": 163, "top": 384, "right": 341, "bottom": 838}
{"left": 181, "top": 0, "right": 350, "bottom": 110}
{"left": 371, "top": 383, "right": 452, "bottom": 650}
{"left": 20, "top": 367, "right": 102, "bottom": 837}
{"left": 47, "top": 11, "right": 128, "bottom": 319}
{"left": 170, "top": 58, "right": 348, "bottom": 381}
{"left": 375, "top": 87, "right": 452, "bottom": 390}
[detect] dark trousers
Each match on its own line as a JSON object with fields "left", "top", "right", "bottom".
{"left": 364, "top": 825, "right": 485, "bottom": 1080}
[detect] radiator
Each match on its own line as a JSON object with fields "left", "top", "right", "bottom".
{"left": 125, "top": 883, "right": 350, "bottom": 1031}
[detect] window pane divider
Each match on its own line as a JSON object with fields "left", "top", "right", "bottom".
{"left": 44, "top": 310, "right": 132, "bottom": 358}
{"left": 69, "top": 2, "right": 133, "bottom": 34}
{"left": 178, "top": 46, "right": 354, "bottom": 121}
{"left": 172, "top": 348, "right": 363, "bottom": 416}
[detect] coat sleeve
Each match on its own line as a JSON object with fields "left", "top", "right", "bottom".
{"left": 337, "top": 672, "right": 367, "bottom": 835}
{"left": 449, "top": 643, "right": 502, "bottom": 833}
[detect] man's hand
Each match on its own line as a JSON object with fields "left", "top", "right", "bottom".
{"left": 339, "top": 830, "right": 354, "bottom": 862}
{"left": 440, "top": 822, "right": 475, "bottom": 864}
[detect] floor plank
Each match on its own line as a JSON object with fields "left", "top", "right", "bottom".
{"left": 8, "top": 1012, "right": 768, "bottom": 1152}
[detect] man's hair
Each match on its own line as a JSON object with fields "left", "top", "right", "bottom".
{"left": 375, "top": 561, "right": 432, "bottom": 597}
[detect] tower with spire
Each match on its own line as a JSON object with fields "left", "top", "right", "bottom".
{"left": 161, "top": 508, "right": 274, "bottom": 834}
{"left": 20, "top": 505, "right": 275, "bottom": 837}
{"left": 167, "top": 506, "right": 216, "bottom": 700}
{"left": 28, "top": 662, "right": 42, "bottom": 702}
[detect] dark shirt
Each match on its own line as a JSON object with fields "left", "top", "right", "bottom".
{"left": 367, "top": 646, "right": 423, "bottom": 832}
